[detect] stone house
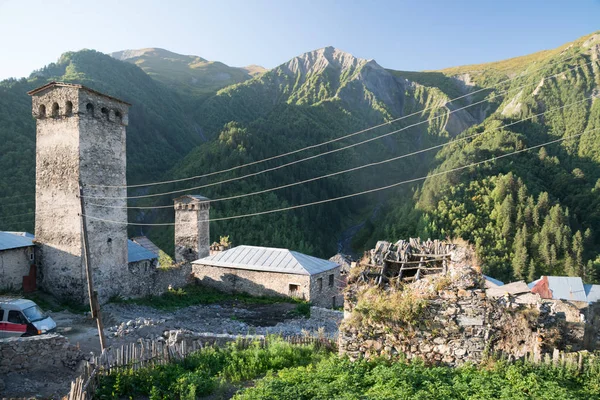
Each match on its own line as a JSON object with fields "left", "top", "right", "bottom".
{"left": 192, "top": 245, "right": 343, "bottom": 308}
{"left": 0, "top": 232, "right": 35, "bottom": 291}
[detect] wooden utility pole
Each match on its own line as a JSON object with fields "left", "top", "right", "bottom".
{"left": 79, "top": 184, "right": 107, "bottom": 351}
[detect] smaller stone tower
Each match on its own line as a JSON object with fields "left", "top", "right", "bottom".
{"left": 174, "top": 195, "right": 210, "bottom": 263}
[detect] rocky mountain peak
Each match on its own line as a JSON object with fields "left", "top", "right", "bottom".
{"left": 283, "top": 46, "right": 373, "bottom": 76}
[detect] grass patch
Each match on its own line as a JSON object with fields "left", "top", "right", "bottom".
{"left": 95, "top": 337, "right": 331, "bottom": 400}
{"left": 234, "top": 356, "right": 600, "bottom": 400}
{"left": 114, "top": 284, "right": 309, "bottom": 311}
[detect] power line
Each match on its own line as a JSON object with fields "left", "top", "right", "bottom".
{"left": 86, "top": 96, "right": 593, "bottom": 210}
{"left": 83, "top": 60, "right": 594, "bottom": 201}
{"left": 88, "top": 52, "right": 583, "bottom": 190}
{"left": 82, "top": 128, "right": 597, "bottom": 226}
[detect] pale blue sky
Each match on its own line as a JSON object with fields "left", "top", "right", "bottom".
{"left": 0, "top": 0, "right": 598, "bottom": 80}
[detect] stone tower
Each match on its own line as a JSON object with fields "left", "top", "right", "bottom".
{"left": 174, "top": 195, "right": 210, "bottom": 263}
{"left": 29, "top": 82, "right": 130, "bottom": 303}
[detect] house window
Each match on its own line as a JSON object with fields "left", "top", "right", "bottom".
{"left": 289, "top": 284, "right": 300, "bottom": 296}
{"left": 317, "top": 277, "right": 323, "bottom": 292}
{"left": 329, "top": 274, "right": 334, "bottom": 287}
{"left": 332, "top": 296, "right": 337, "bottom": 308}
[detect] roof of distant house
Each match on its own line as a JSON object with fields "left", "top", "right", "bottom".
{"left": 127, "top": 239, "right": 158, "bottom": 263}
{"left": 483, "top": 275, "right": 504, "bottom": 287}
{"left": 131, "top": 236, "right": 161, "bottom": 257}
{"left": 584, "top": 284, "right": 600, "bottom": 304}
{"left": 0, "top": 231, "right": 34, "bottom": 251}
{"left": 193, "top": 245, "right": 339, "bottom": 275}
{"left": 529, "top": 276, "right": 588, "bottom": 302}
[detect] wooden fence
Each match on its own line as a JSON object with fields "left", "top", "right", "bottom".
{"left": 67, "top": 334, "right": 336, "bottom": 400}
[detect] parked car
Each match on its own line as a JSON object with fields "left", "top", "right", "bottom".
{"left": 0, "top": 298, "right": 56, "bottom": 338}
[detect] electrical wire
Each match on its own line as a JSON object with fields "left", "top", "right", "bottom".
{"left": 83, "top": 60, "right": 595, "bottom": 201}
{"left": 82, "top": 128, "right": 597, "bottom": 226}
{"left": 86, "top": 95, "right": 593, "bottom": 210}
{"left": 87, "top": 51, "right": 584, "bottom": 190}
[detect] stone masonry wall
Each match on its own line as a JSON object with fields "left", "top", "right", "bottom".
{"left": 120, "top": 260, "right": 193, "bottom": 299}
{"left": 309, "top": 268, "right": 344, "bottom": 308}
{"left": 174, "top": 197, "right": 210, "bottom": 263}
{"left": 0, "top": 247, "right": 33, "bottom": 291}
{"left": 32, "top": 84, "right": 130, "bottom": 304}
{"left": 340, "top": 286, "right": 590, "bottom": 365}
{"left": 0, "top": 334, "right": 84, "bottom": 374}
{"left": 193, "top": 264, "right": 311, "bottom": 301}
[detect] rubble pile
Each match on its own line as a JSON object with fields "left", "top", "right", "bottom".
{"left": 340, "top": 238, "right": 596, "bottom": 365}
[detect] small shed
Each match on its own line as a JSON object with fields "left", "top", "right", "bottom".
{"left": 0, "top": 232, "right": 35, "bottom": 291}
{"left": 192, "top": 245, "right": 342, "bottom": 308}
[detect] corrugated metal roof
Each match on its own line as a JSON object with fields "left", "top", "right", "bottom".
{"left": 530, "top": 276, "right": 587, "bottom": 302}
{"left": 0, "top": 231, "right": 34, "bottom": 251}
{"left": 174, "top": 194, "right": 210, "bottom": 202}
{"left": 483, "top": 275, "right": 504, "bottom": 287}
{"left": 193, "top": 245, "right": 339, "bottom": 275}
{"left": 128, "top": 239, "right": 158, "bottom": 263}
{"left": 584, "top": 284, "right": 600, "bottom": 304}
{"left": 131, "top": 236, "right": 161, "bottom": 257}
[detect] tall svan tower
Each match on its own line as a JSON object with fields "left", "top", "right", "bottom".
{"left": 29, "top": 82, "right": 130, "bottom": 303}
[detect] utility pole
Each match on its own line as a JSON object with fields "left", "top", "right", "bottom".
{"left": 79, "top": 183, "right": 107, "bottom": 352}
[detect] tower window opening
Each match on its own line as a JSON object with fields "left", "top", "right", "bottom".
{"left": 115, "top": 110, "right": 122, "bottom": 121}
{"left": 65, "top": 101, "right": 73, "bottom": 116}
{"left": 38, "top": 104, "right": 46, "bottom": 118}
{"left": 101, "top": 107, "right": 109, "bottom": 119}
{"left": 86, "top": 103, "right": 94, "bottom": 115}
{"left": 51, "top": 102, "right": 59, "bottom": 118}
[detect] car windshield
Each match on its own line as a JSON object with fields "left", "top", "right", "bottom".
{"left": 22, "top": 305, "right": 46, "bottom": 322}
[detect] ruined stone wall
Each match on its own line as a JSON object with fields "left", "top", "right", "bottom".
{"left": 310, "top": 306, "right": 344, "bottom": 325}
{"left": 339, "top": 286, "right": 591, "bottom": 365}
{"left": 309, "top": 268, "right": 343, "bottom": 308}
{"left": 0, "top": 247, "right": 33, "bottom": 291}
{"left": 119, "top": 260, "right": 193, "bottom": 299}
{"left": 0, "top": 334, "right": 84, "bottom": 374}
{"left": 193, "top": 264, "right": 311, "bottom": 300}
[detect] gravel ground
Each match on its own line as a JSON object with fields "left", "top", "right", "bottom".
{"left": 1, "top": 301, "right": 341, "bottom": 399}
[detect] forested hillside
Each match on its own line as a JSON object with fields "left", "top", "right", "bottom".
{"left": 1, "top": 32, "right": 599, "bottom": 283}
{"left": 363, "top": 32, "right": 600, "bottom": 282}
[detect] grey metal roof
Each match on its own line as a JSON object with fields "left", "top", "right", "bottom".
{"left": 530, "top": 276, "right": 587, "bottom": 302}
{"left": 483, "top": 275, "right": 504, "bottom": 287}
{"left": 174, "top": 194, "right": 210, "bottom": 202}
{"left": 131, "top": 236, "right": 161, "bottom": 257}
{"left": 0, "top": 231, "right": 34, "bottom": 251}
{"left": 584, "top": 284, "right": 600, "bottom": 303}
{"left": 128, "top": 239, "right": 158, "bottom": 263}
{"left": 193, "top": 245, "right": 339, "bottom": 275}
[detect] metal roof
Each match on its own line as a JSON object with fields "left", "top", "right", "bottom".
{"left": 193, "top": 245, "right": 339, "bottom": 276}
{"left": 529, "top": 276, "right": 587, "bottom": 302}
{"left": 584, "top": 284, "right": 600, "bottom": 303}
{"left": 131, "top": 236, "right": 161, "bottom": 257}
{"left": 174, "top": 194, "right": 210, "bottom": 202}
{"left": 483, "top": 275, "right": 504, "bottom": 287}
{"left": 128, "top": 239, "right": 158, "bottom": 263}
{"left": 0, "top": 231, "right": 34, "bottom": 251}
